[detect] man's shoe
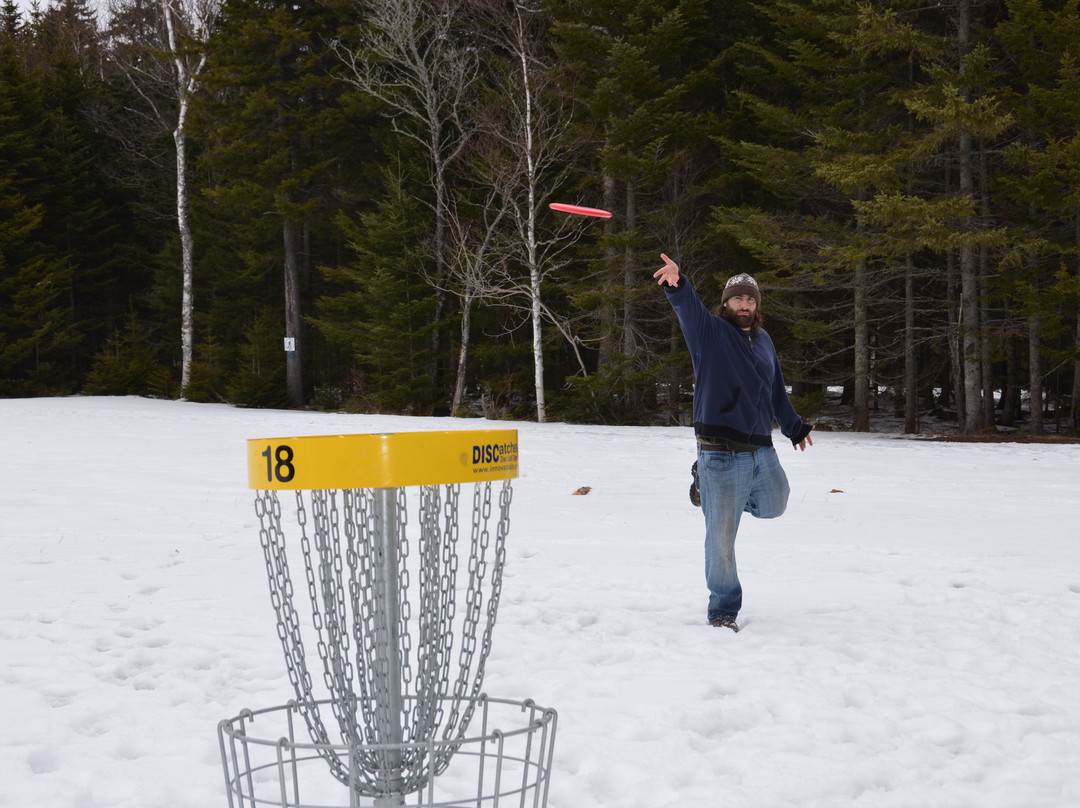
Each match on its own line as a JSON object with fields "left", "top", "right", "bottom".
{"left": 710, "top": 617, "right": 739, "bottom": 632}
{"left": 689, "top": 461, "right": 700, "bottom": 507}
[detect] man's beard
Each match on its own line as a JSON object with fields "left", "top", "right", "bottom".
{"left": 721, "top": 307, "right": 754, "bottom": 330}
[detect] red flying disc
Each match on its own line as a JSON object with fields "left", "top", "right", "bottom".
{"left": 549, "top": 202, "right": 613, "bottom": 218}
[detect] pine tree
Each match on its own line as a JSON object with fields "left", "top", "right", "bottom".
{"left": 715, "top": 0, "right": 900, "bottom": 430}
{"left": 2, "top": 0, "right": 22, "bottom": 40}
{"left": 906, "top": 0, "right": 1011, "bottom": 433}
{"left": 715, "top": 0, "right": 1015, "bottom": 433}
{"left": 333, "top": 0, "right": 492, "bottom": 411}
{"left": 813, "top": 1, "right": 965, "bottom": 433}
{"left": 196, "top": 0, "right": 372, "bottom": 407}
{"left": 0, "top": 32, "right": 81, "bottom": 393}
{"left": 995, "top": 0, "right": 1080, "bottom": 431}
{"left": 26, "top": 0, "right": 146, "bottom": 387}
{"left": 313, "top": 162, "right": 438, "bottom": 413}
{"left": 548, "top": 0, "right": 735, "bottom": 422}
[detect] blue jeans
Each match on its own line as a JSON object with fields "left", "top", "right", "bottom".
{"left": 698, "top": 445, "right": 790, "bottom": 622}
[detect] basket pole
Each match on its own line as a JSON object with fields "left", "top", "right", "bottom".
{"left": 373, "top": 486, "right": 406, "bottom": 807}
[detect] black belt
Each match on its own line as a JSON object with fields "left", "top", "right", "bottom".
{"left": 697, "top": 437, "right": 760, "bottom": 453}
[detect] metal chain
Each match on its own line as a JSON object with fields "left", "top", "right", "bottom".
{"left": 431, "top": 484, "right": 458, "bottom": 734}
{"left": 355, "top": 488, "right": 385, "bottom": 745}
{"left": 256, "top": 490, "right": 352, "bottom": 785}
{"left": 311, "top": 490, "right": 359, "bottom": 743}
{"left": 431, "top": 482, "right": 487, "bottom": 770}
{"left": 436, "top": 479, "right": 511, "bottom": 776}
{"left": 348, "top": 487, "right": 387, "bottom": 776}
{"left": 254, "top": 476, "right": 513, "bottom": 795}
{"left": 395, "top": 486, "right": 413, "bottom": 696}
{"left": 412, "top": 485, "right": 443, "bottom": 743}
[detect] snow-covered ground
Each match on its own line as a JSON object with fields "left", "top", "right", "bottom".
{"left": 2, "top": 396, "right": 1079, "bottom": 808}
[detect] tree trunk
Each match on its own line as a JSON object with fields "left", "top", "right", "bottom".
{"left": 621, "top": 182, "right": 637, "bottom": 357}
{"left": 960, "top": 241, "right": 982, "bottom": 433}
{"left": 979, "top": 246, "right": 994, "bottom": 428}
{"left": 1003, "top": 333, "right": 1021, "bottom": 425}
{"left": 452, "top": 294, "right": 471, "bottom": 416}
{"left": 979, "top": 148, "right": 995, "bottom": 428}
{"left": 430, "top": 155, "right": 448, "bottom": 391}
{"left": 530, "top": 252, "right": 545, "bottom": 422}
{"left": 852, "top": 257, "right": 870, "bottom": 431}
{"left": 1073, "top": 308, "right": 1080, "bottom": 430}
{"left": 598, "top": 171, "right": 618, "bottom": 370}
{"left": 958, "top": 129, "right": 981, "bottom": 432}
{"left": 1029, "top": 315, "right": 1043, "bottom": 435}
{"left": 160, "top": 0, "right": 210, "bottom": 395}
{"left": 947, "top": 249, "right": 964, "bottom": 421}
{"left": 903, "top": 255, "right": 918, "bottom": 434}
{"left": 175, "top": 124, "right": 194, "bottom": 394}
{"left": 957, "top": 0, "right": 982, "bottom": 433}
{"left": 1073, "top": 209, "right": 1080, "bottom": 429}
{"left": 283, "top": 218, "right": 303, "bottom": 408}
{"left": 517, "top": 21, "right": 544, "bottom": 423}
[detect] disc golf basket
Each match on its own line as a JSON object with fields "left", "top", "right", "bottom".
{"left": 218, "top": 430, "right": 557, "bottom": 808}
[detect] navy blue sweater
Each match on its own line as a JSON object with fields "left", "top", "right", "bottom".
{"left": 664, "top": 278, "right": 811, "bottom": 447}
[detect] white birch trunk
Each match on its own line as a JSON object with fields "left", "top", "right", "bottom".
{"left": 174, "top": 126, "right": 194, "bottom": 393}
{"left": 524, "top": 87, "right": 545, "bottom": 420}
{"left": 452, "top": 295, "right": 471, "bottom": 416}
{"left": 531, "top": 266, "right": 545, "bottom": 422}
{"left": 511, "top": 21, "right": 545, "bottom": 422}
{"left": 162, "top": 0, "right": 209, "bottom": 394}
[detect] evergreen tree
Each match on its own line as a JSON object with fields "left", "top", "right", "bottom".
{"left": 2, "top": 0, "right": 23, "bottom": 40}
{"left": 83, "top": 306, "right": 170, "bottom": 396}
{"left": 196, "top": 0, "right": 373, "bottom": 407}
{"left": 995, "top": 0, "right": 1080, "bottom": 431}
{"left": 715, "top": 0, "right": 895, "bottom": 430}
{"left": 312, "top": 161, "right": 438, "bottom": 412}
{"left": 334, "top": 0, "right": 489, "bottom": 411}
{"left": 812, "top": 1, "right": 965, "bottom": 432}
{"left": 899, "top": 0, "right": 1011, "bottom": 433}
{"left": 22, "top": 0, "right": 147, "bottom": 389}
{"left": 715, "top": 0, "right": 1014, "bottom": 433}
{"left": 548, "top": 0, "right": 735, "bottom": 422}
{"left": 0, "top": 30, "right": 81, "bottom": 393}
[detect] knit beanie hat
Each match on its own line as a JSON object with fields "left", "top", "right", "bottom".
{"left": 722, "top": 273, "right": 761, "bottom": 306}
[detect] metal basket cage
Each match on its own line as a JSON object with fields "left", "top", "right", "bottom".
{"left": 218, "top": 696, "right": 557, "bottom": 808}
{"left": 225, "top": 432, "right": 555, "bottom": 808}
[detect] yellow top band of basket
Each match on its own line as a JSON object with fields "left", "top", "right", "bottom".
{"left": 247, "top": 429, "right": 519, "bottom": 490}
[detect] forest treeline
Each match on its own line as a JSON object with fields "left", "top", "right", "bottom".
{"left": 2, "top": 0, "right": 1079, "bottom": 434}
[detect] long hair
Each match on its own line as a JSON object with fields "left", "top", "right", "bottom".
{"left": 713, "top": 301, "right": 765, "bottom": 331}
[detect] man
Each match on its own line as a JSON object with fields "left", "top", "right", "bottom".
{"left": 653, "top": 253, "right": 813, "bottom": 632}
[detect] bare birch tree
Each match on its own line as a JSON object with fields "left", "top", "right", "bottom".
{"left": 442, "top": 189, "right": 508, "bottom": 415}
{"left": 106, "top": 0, "right": 218, "bottom": 393}
{"left": 471, "top": 0, "right": 587, "bottom": 421}
{"left": 333, "top": 0, "right": 480, "bottom": 393}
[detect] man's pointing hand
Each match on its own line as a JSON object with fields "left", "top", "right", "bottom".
{"left": 653, "top": 253, "right": 680, "bottom": 287}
